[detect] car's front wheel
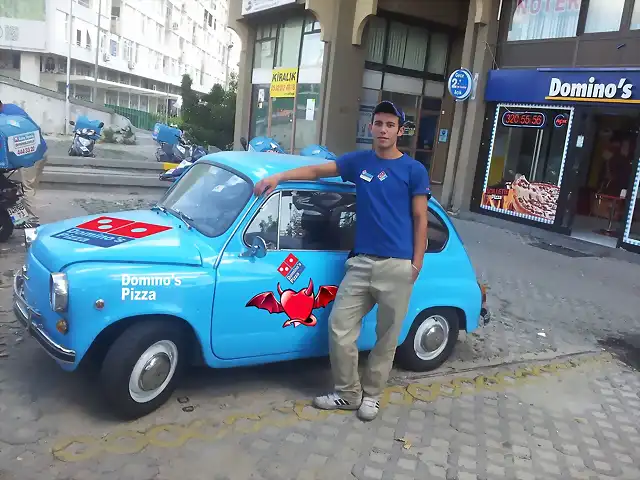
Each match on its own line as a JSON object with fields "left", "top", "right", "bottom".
{"left": 395, "top": 308, "right": 460, "bottom": 372}
{"left": 100, "top": 320, "right": 188, "bottom": 420}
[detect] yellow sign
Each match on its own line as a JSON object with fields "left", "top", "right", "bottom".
{"left": 270, "top": 68, "right": 298, "bottom": 98}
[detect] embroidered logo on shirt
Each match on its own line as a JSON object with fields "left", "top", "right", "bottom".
{"left": 377, "top": 171, "right": 388, "bottom": 181}
{"left": 360, "top": 170, "right": 374, "bottom": 182}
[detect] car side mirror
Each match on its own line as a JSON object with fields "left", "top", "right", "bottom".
{"left": 240, "top": 137, "right": 248, "bottom": 151}
{"left": 241, "top": 236, "right": 267, "bottom": 258}
{"left": 99, "top": 122, "right": 104, "bottom": 128}
{"left": 69, "top": 121, "right": 75, "bottom": 126}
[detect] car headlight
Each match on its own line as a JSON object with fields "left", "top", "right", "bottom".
{"left": 24, "top": 228, "right": 37, "bottom": 249}
{"left": 50, "top": 273, "right": 69, "bottom": 312}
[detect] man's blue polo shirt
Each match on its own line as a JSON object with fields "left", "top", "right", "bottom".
{"left": 335, "top": 150, "right": 431, "bottom": 260}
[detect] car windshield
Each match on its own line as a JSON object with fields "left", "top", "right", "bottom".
{"left": 158, "top": 162, "right": 253, "bottom": 237}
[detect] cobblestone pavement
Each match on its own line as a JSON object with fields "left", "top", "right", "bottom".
{"left": 1, "top": 189, "right": 640, "bottom": 479}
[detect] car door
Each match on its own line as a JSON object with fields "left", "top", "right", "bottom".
{"left": 211, "top": 186, "right": 356, "bottom": 360}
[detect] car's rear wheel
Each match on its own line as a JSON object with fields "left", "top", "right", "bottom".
{"left": 100, "top": 320, "right": 188, "bottom": 420}
{"left": 395, "top": 308, "right": 460, "bottom": 372}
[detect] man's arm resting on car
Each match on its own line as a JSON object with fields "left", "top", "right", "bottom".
{"left": 411, "top": 194, "right": 429, "bottom": 280}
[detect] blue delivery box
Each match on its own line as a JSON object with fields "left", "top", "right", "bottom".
{"left": 0, "top": 114, "right": 47, "bottom": 170}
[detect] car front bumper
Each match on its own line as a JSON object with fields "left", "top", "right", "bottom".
{"left": 13, "top": 270, "right": 76, "bottom": 364}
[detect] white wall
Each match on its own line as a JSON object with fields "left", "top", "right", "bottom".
{"left": 0, "top": 79, "right": 130, "bottom": 134}
{"left": 19, "top": 53, "right": 41, "bottom": 85}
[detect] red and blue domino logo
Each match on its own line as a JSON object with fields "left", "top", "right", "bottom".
{"left": 51, "top": 216, "right": 172, "bottom": 248}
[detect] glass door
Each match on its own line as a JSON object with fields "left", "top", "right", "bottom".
{"left": 480, "top": 105, "right": 574, "bottom": 224}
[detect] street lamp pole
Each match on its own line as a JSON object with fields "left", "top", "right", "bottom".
{"left": 65, "top": 0, "right": 73, "bottom": 135}
{"left": 93, "top": 0, "right": 103, "bottom": 103}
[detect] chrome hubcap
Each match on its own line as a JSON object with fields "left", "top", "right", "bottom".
{"left": 139, "top": 354, "right": 171, "bottom": 392}
{"left": 414, "top": 315, "right": 450, "bottom": 361}
{"left": 129, "top": 340, "right": 178, "bottom": 404}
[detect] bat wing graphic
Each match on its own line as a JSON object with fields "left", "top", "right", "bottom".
{"left": 314, "top": 286, "right": 339, "bottom": 309}
{"left": 246, "top": 292, "right": 284, "bottom": 314}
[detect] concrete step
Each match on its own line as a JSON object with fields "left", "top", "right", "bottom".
{"left": 47, "top": 155, "right": 169, "bottom": 172}
{"left": 41, "top": 166, "right": 169, "bottom": 190}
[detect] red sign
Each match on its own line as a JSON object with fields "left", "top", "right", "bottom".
{"left": 76, "top": 216, "right": 172, "bottom": 238}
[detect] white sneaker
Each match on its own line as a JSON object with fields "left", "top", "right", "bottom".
{"left": 313, "top": 392, "right": 362, "bottom": 411}
{"left": 357, "top": 397, "right": 380, "bottom": 421}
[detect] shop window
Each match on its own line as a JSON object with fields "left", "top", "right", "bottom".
{"left": 584, "top": 0, "right": 625, "bottom": 33}
{"left": 480, "top": 105, "right": 573, "bottom": 224}
{"left": 294, "top": 84, "right": 321, "bottom": 152}
{"left": 630, "top": 0, "right": 640, "bottom": 30}
{"left": 254, "top": 24, "right": 277, "bottom": 69}
{"left": 300, "top": 17, "right": 324, "bottom": 69}
{"left": 270, "top": 96, "right": 295, "bottom": 153}
{"left": 365, "top": 16, "right": 387, "bottom": 64}
{"left": 386, "top": 22, "right": 408, "bottom": 68}
{"left": 426, "top": 33, "right": 449, "bottom": 75}
{"left": 506, "top": 0, "right": 582, "bottom": 41}
{"left": 275, "top": 17, "right": 304, "bottom": 68}
{"left": 381, "top": 91, "right": 419, "bottom": 150}
{"left": 249, "top": 85, "right": 268, "bottom": 138}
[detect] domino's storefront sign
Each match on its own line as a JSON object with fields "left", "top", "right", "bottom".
{"left": 448, "top": 68, "right": 474, "bottom": 101}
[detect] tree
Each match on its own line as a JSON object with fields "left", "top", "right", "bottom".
{"left": 179, "top": 73, "right": 237, "bottom": 150}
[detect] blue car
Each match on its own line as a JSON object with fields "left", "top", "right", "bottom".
{"left": 13, "top": 151, "right": 490, "bottom": 419}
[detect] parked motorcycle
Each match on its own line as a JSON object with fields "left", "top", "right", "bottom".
{"left": 0, "top": 112, "right": 47, "bottom": 241}
{"left": 68, "top": 116, "right": 104, "bottom": 157}
{"left": 154, "top": 123, "right": 207, "bottom": 164}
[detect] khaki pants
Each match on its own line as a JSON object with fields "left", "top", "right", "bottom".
{"left": 328, "top": 254, "right": 415, "bottom": 403}
{"left": 19, "top": 155, "right": 47, "bottom": 222}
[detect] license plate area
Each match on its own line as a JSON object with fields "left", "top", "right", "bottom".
{"left": 7, "top": 203, "right": 28, "bottom": 223}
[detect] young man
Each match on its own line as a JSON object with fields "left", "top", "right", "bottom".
{"left": 253, "top": 101, "right": 430, "bottom": 421}
{"left": 0, "top": 100, "right": 48, "bottom": 228}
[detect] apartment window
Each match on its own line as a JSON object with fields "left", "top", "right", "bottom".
{"left": 76, "top": 29, "right": 82, "bottom": 46}
{"left": 77, "top": 0, "right": 91, "bottom": 8}
{"left": 124, "top": 40, "right": 133, "bottom": 62}
{"left": 56, "top": 10, "right": 69, "bottom": 43}
{"left": 427, "top": 33, "right": 449, "bottom": 75}
{"left": 86, "top": 31, "right": 92, "bottom": 49}
{"left": 506, "top": 0, "right": 582, "bottom": 41}
{"left": 584, "top": 0, "right": 625, "bottom": 33}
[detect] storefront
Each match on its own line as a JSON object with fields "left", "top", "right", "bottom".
{"left": 248, "top": 13, "right": 325, "bottom": 154}
{"left": 473, "top": 68, "right": 640, "bottom": 253}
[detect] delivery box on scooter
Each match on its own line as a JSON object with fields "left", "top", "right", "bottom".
{"left": 74, "top": 115, "right": 104, "bottom": 139}
{"left": 0, "top": 114, "right": 46, "bottom": 170}
{"left": 154, "top": 124, "right": 182, "bottom": 146}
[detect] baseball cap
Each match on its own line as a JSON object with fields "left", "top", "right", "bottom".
{"left": 372, "top": 101, "right": 406, "bottom": 126}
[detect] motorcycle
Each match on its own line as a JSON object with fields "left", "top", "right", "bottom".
{"left": 153, "top": 123, "right": 206, "bottom": 164}
{"left": 0, "top": 112, "right": 47, "bottom": 241}
{"left": 68, "top": 116, "right": 104, "bottom": 157}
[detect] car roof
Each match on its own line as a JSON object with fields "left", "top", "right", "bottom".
{"left": 198, "top": 151, "right": 349, "bottom": 186}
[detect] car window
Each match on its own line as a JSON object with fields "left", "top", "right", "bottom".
{"left": 244, "top": 190, "right": 356, "bottom": 251}
{"left": 244, "top": 192, "right": 280, "bottom": 250}
{"left": 160, "top": 163, "right": 252, "bottom": 238}
{"left": 427, "top": 208, "right": 449, "bottom": 253}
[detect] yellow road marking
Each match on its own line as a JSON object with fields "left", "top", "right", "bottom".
{"left": 51, "top": 353, "right": 613, "bottom": 462}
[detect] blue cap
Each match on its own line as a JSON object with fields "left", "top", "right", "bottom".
{"left": 373, "top": 101, "right": 406, "bottom": 126}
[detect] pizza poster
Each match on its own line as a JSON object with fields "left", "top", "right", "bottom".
{"left": 481, "top": 174, "right": 560, "bottom": 224}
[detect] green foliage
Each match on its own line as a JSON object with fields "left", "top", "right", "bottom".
{"left": 101, "top": 127, "right": 116, "bottom": 143}
{"left": 179, "top": 72, "right": 237, "bottom": 150}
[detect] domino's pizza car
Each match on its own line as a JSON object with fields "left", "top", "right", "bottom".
{"left": 13, "top": 152, "right": 490, "bottom": 419}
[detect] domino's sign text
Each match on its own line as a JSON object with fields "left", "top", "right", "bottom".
{"left": 121, "top": 274, "right": 182, "bottom": 301}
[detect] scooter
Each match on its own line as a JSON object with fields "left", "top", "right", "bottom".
{"left": 158, "top": 144, "right": 219, "bottom": 183}
{"left": 68, "top": 117, "right": 104, "bottom": 157}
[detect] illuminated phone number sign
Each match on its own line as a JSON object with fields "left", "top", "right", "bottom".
{"left": 501, "top": 111, "right": 547, "bottom": 128}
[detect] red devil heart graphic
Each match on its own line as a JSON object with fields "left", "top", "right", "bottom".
{"left": 246, "top": 278, "right": 338, "bottom": 328}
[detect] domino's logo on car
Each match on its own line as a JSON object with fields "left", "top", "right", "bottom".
{"left": 51, "top": 216, "right": 173, "bottom": 248}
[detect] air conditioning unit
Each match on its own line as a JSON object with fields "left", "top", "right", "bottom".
{"left": 152, "top": 84, "right": 157, "bottom": 91}
{"left": 128, "top": 61, "right": 136, "bottom": 70}
{"left": 172, "top": 22, "right": 179, "bottom": 30}
{"left": 103, "top": 53, "right": 111, "bottom": 62}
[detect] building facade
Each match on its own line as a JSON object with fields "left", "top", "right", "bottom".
{"left": 0, "top": 0, "right": 238, "bottom": 117}
{"left": 228, "top": 0, "right": 478, "bottom": 199}
{"left": 470, "top": 0, "right": 640, "bottom": 254}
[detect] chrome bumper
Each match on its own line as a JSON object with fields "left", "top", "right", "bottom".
{"left": 13, "top": 271, "right": 76, "bottom": 364}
